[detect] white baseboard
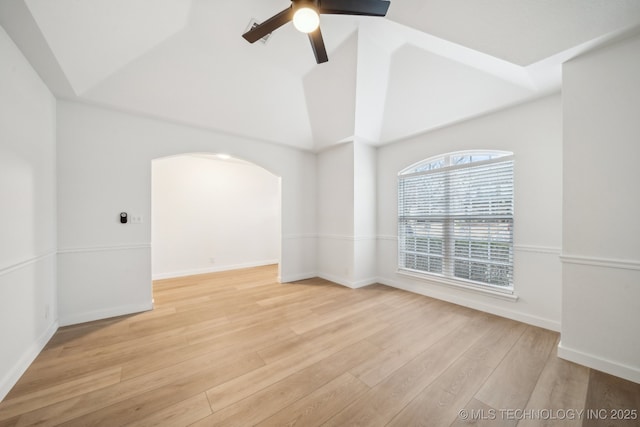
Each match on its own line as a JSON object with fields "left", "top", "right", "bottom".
{"left": 278, "top": 272, "right": 317, "bottom": 283}
{"left": 558, "top": 342, "right": 640, "bottom": 384}
{"left": 317, "top": 273, "right": 351, "bottom": 288}
{"left": 152, "top": 259, "right": 279, "bottom": 281}
{"left": 277, "top": 272, "right": 377, "bottom": 288}
{"left": 378, "top": 276, "right": 560, "bottom": 332}
{"left": 317, "top": 273, "right": 377, "bottom": 289}
{"left": 350, "top": 277, "right": 379, "bottom": 289}
{"left": 59, "top": 302, "right": 153, "bottom": 327}
{"left": 0, "top": 320, "right": 58, "bottom": 402}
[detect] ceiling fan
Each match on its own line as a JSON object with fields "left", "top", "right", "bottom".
{"left": 242, "top": 0, "right": 391, "bottom": 64}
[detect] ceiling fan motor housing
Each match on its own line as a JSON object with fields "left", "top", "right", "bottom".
{"left": 292, "top": 0, "right": 319, "bottom": 11}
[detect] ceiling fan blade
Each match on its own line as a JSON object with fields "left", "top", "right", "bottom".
{"left": 318, "top": 0, "right": 390, "bottom": 16}
{"left": 242, "top": 6, "right": 294, "bottom": 43}
{"left": 308, "top": 27, "right": 329, "bottom": 64}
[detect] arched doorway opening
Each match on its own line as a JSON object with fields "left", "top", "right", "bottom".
{"left": 151, "top": 152, "right": 282, "bottom": 281}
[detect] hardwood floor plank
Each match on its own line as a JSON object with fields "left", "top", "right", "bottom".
{"left": 323, "top": 312, "right": 495, "bottom": 427}
{"left": 309, "top": 293, "right": 381, "bottom": 316}
{"left": 583, "top": 369, "right": 640, "bottom": 427}
{"left": 391, "top": 364, "right": 492, "bottom": 427}
{"left": 385, "top": 317, "right": 525, "bottom": 427}
{"left": 458, "top": 318, "right": 526, "bottom": 367}
{"left": 518, "top": 337, "right": 590, "bottom": 427}
{"left": 196, "top": 340, "right": 379, "bottom": 426}
{"left": 10, "top": 319, "right": 233, "bottom": 396}
{"left": 474, "top": 326, "right": 557, "bottom": 411}
{"left": 288, "top": 297, "right": 391, "bottom": 335}
{"left": 255, "top": 372, "right": 369, "bottom": 427}
{"left": 363, "top": 299, "right": 445, "bottom": 349}
{"left": 352, "top": 308, "right": 469, "bottom": 387}
{"left": 120, "top": 322, "right": 295, "bottom": 380}
{"left": 220, "top": 298, "right": 325, "bottom": 328}
{"left": 25, "top": 328, "right": 188, "bottom": 374}
{"left": 0, "top": 367, "right": 121, "bottom": 421}
{"left": 256, "top": 306, "right": 392, "bottom": 365}
{"left": 53, "top": 352, "right": 262, "bottom": 427}
{"left": 380, "top": 289, "right": 434, "bottom": 309}
{"left": 256, "top": 287, "right": 326, "bottom": 306}
{"left": 205, "top": 321, "right": 387, "bottom": 412}
{"left": 126, "top": 392, "right": 212, "bottom": 427}
{"left": 0, "top": 416, "right": 19, "bottom": 427}
{"left": 13, "top": 351, "right": 263, "bottom": 426}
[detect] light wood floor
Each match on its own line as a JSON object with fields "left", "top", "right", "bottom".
{"left": 1, "top": 265, "right": 638, "bottom": 426}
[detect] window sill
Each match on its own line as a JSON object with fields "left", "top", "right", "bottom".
{"left": 397, "top": 269, "right": 519, "bottom": 302}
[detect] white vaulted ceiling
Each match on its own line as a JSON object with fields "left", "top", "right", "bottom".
{"left": 1, "top": 0, "right": 639, "bottom": 151}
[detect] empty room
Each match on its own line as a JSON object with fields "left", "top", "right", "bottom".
{"left": 1, "top": 0, "right": 639, "bottom": 425}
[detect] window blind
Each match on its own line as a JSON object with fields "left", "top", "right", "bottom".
{"left": 398, "top": 156, "right": 514, "bottom": 290}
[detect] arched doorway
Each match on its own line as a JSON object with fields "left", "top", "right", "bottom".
{"left": 151, "top": 153, "right": 282, "bottom": 280}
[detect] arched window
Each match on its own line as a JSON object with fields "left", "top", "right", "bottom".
{"left": 398, "top": 150, "right": 514, "bottom": 292}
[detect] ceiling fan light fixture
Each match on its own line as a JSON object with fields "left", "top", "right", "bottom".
{"left": 293, "top": 7, "right": 320, "bottom": 33}
{"left": 242, "top": 0, "right": 390, "bottom": 64}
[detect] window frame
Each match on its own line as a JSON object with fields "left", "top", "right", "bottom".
{"left": 397, "top": 150, "right": 515, "bottom": 297}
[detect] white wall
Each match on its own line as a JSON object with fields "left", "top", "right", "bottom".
{"left": 316, "top": 143, "right": 355, "bottom": 285}
{"left": 559, "top": 33, "right": 640, "bottom": 383}
{"left": 152, "top": 155, "right": 280, "bottom": 279}
{"left": 57, "top": 101, "right": 316, "bottom": 326}
{"left": 353, "top": 141, "right": 377, "bottom": 284}
{"left": 303, "top": 32, "right": 358, "bottom": 151}
{"left": 0, "top": 26, "right": 57, "bottom": 401}
{"left": 316, "top": 141, "right": 379, "bottom": 288}
{"left": 377, "top": 94, "right": 563, "bottom": 331}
